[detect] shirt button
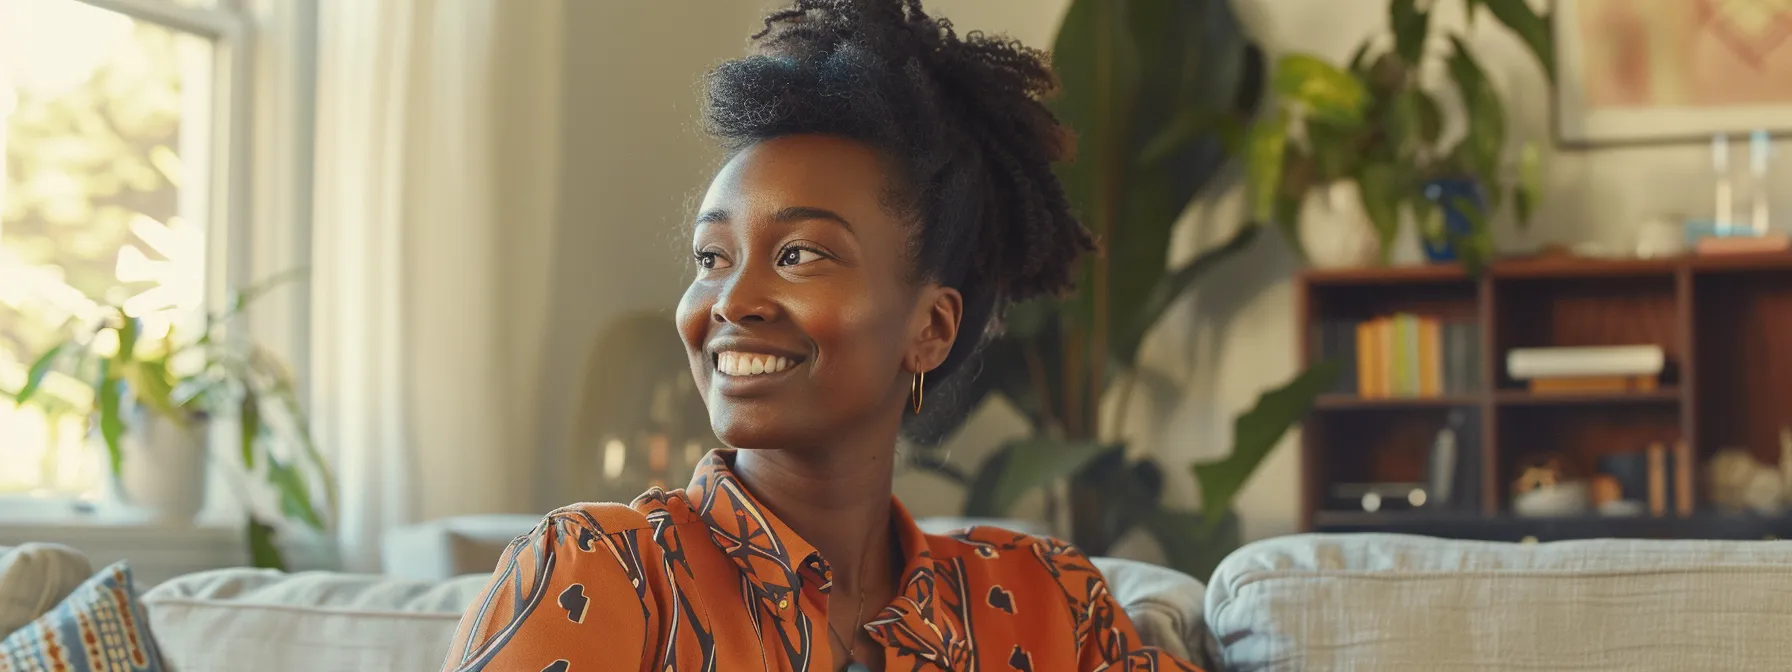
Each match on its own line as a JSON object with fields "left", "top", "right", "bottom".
{"left": 778, "top": 598, "right": 789, "bottom": 610}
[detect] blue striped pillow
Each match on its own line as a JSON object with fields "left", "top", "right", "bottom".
{"left": 0, "top": 561, "right": 163, "bottom": 670}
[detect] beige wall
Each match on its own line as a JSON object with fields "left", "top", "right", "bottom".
{"left": 529, "top": 0, "right": 1792, "bottom": 548}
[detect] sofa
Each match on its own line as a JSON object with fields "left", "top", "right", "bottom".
{"left": 13, "top": 527, "right": 1792, "bottom": 670}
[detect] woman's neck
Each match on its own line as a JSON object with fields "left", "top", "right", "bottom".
{"left": 732, "top": 444, "right": 897, "bottom": 598}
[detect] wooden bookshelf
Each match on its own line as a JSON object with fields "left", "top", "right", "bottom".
{"left": 1297, "top": 253, "right": 1792, "bottom": 540}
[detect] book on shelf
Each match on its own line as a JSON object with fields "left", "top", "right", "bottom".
{"left": 1311, "top": 314, "right": 1480, "bottom": 399}
{"left": 1506, "top": 345, "right": 1665, "bottom": 380}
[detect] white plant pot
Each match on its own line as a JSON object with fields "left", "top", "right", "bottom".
{"left": 106, "top": 412, "right": 208, "bottom": 524}
{"left": 1298, "top": 181, "right": 1382, "bottom": 269}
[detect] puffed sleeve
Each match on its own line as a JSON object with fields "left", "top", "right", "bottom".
{"left": 441, "top": 513, "right": 652, "bottom": 672}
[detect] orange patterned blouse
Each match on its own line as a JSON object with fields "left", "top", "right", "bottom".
{"left": 441, "top": 451, "right": 1203, "bottom": 672}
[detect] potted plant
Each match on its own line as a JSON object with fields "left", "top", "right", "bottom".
{"left": 1240, "top": 0, "right": 1553, "bottom": 271}
{"left": 10, "top": 271, "right": 333, "bottom": 570}
{"left": 906, "top": 0, "right": 1339, "bottom": 581}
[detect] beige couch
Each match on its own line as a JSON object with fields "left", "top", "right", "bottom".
{"left": 15, "top": 529, "right": 1792, "bottom": 670}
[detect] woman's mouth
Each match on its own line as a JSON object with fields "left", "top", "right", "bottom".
{"left": 714, "top": 351, "right": 802, "bottom": 377}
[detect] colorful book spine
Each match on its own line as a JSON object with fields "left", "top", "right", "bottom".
{"left": 1322, "top": 313, "right": 1481, "bottom": 399}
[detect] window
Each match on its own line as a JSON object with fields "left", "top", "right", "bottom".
{"left": 0, "top": 0, "right": 253, "bottom": 497}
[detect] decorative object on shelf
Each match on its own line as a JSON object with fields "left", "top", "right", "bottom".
{"left": 1327, "top": 483, "right": 1429, "bottom": 513}
{"left": 1555, "top": 0, "right": 1792, "bottom": 144}
{"left": 1506, "top": 344, "right": 1665, "bottom": 394}
{"left": 1708, "top": 448, "right": 1784, "bottom": 516}
{"left": 1297, "top": 181, "right": 1382, "bottom": 268}
{"left": 1427, "top": 410, "right": 1464, "bottom": 508}
{"left": 1240, "top": 0, "right": 1552, "bottom": 272}
{"left": 1692, "top": 131, "right": 1788, "bottom": 254}
{"left": 1633, "top": 215, "right": 1688, "bottom": 259}
{"left": 10, "top": 272, "right": 332, "bottom": 570}
{"left": 902, "top": 0, "right": 1338, "bottom": 583}
{"left": 1512, "top": 453, "right": 1590, "bottom": 517}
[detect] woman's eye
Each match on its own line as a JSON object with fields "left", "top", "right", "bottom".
{"left": 777, "top": 247, "right": 824, "bottom": 267}
{"left": 693, "top": 251, "right": 731, "bottom": 270}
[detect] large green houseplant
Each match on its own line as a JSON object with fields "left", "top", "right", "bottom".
{"left": 908, "top": 0, "right": 1340, "bottom": 581}
{"left": 11, "top": 272, "right": 333, "bottom": 570}
{"left": 1240, "top": 0, "right": 1553, "bottom": 271}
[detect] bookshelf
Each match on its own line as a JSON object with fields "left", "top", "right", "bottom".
{"left": 1297, "top": 253, "right": 1792, "bottom": 540}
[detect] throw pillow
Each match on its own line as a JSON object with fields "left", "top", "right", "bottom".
{"left": 0, "top": 543, "right": 93, "bottom": 638}
{"left": 0, "top": 561, "right": 164, "bottom": 671}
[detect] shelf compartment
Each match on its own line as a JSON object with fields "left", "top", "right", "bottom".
{"left": 1493, "top": 388, "right": 1682, "bottom": 406}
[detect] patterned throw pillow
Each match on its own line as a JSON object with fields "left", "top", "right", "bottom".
{"left": 0, "top": 561, "right": 163, "bottom": 671}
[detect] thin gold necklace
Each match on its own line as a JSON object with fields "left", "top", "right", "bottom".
{"left": 826, "top": 528, "right": 876, "bottom": 672}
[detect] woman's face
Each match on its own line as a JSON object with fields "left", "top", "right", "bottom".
{"left": 677, "top": 134, "right": 961, "bottom": 450}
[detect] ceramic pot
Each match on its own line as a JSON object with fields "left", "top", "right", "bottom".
{"left": 106, "top": 411, "right": 208, "bottom": 524}
{"left": 1298, "top": 180, "right": 1381, "bottom": 268}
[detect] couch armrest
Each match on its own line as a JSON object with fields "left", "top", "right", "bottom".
{"left": 380, "top": 514, "right": 542, "bottom": 581}
{"left": 1092, "top": 556, "right": 1216, "bottom": 667}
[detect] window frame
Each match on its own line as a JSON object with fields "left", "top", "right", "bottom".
{"left": 0, "top": 0, "right": 316, "bottom": 509}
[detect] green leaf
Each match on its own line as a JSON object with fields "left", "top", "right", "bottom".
{"left": 1346, "top": 42, "right": 1373, "bottom": 75}
{"left": 1479, "top": 0, "right": 1554, "bottom": 81}
{"left": 246, "top": 516, "right": 287, "bottom": 570}
{"left": 1516, "top": 141, "right": 1543, "bottom": 229}
{"left": 122, "top": 359, "right": 180, "bottom": 422}
{"left": 1415, "top": 89, "right": 1444, "bottom": 145}
{"left": 1448, "top": 195, "right": 1497, "bottom": 274}
{"left": 1273, "top": 54, "right": 1368, "bottom": 126}
{"left": 988, "top": 439, "right": 1116, "bottom": 518}
{"left": 1447, "top": 35, "right": 1506, "bottom": 185}
{"left": 1141, "top": 507, "right": 1241, "bottom": 581}
{"left": 116, "top": 312, "right": 140, "bottom": 364}
{"left": 1356, "top": 164, "right": 1403, "bottom": 261}
{"left": 96, "top": 360, "right": 126, "bottom": 477}
{"left": 963, "top": 447, "right": 1013, "bottom": 518}
{"left": 1112, "top": 223, "right": 1260, "bottom": 366}
{"left": 1389, "top": 0, "right": 1429, "bottom": 65}
{"left": 15, "top": 342, "right": 69, "bottom": 405}
{"left": 269, "top": 459, "right": 325, "bottom": 530}
{"left": 239, "top": 390, "right": 260, "bottom": 470}
{"left": 1191, "top": 360, "right": 1341, "bottom": 531}
{"left": 1244, "top": 110, "right": 1288, "bottom": 223}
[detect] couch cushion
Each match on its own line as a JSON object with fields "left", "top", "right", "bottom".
{"left": 1092, "top": 557, "right": 1215, "bottom": 665}
{"left": 0, "top": 561, "right": 163, "bottom": 670}
{"left": 141, "top": 568, "right": 489, "bottom": 672}
{"left": 0, "top": 542, "right": 94, "bottom": 637}
{"left": 1207, "top": 533, "right": 1792, "bottom": 671}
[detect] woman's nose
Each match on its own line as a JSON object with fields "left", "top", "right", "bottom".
{"left": 711, "top": 272, "right": 778, "bottom": 324}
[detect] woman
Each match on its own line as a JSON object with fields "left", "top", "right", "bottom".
{"left": 442, "top": 1, "right": 1202, "bottom": 670}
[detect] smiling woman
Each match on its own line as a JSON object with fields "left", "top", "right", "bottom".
{"left": 441, "top": 1, "right": 1202, "bottom": 671}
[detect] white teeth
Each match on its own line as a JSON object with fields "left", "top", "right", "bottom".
{"left": 717, "top": 352, "right": 795, "bottom": 376}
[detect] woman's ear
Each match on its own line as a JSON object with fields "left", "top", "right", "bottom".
{"left": 908, "top": 285, "right": 963, "bottom": 373}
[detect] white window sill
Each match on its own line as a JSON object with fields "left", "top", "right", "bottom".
{"left": 0, "top": 496, "right": 246, "bottom": 588}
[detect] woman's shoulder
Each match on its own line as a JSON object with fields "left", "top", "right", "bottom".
{"left": 926, "top": 525, "right": 1106, "bottom": 582}
{"left": 537, "top": 487, "right": 703, "bottom": 536}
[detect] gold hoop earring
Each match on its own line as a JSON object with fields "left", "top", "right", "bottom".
{"left": 911, "top": 371, "right": 925, "bottom": 414}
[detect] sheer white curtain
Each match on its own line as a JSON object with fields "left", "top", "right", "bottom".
{"left": 310, "top": 0, "right": 561, "bottom": 571}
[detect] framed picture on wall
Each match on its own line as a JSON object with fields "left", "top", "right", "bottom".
{"left": 1555, "top": 0, "right": 1792, "bottom": 145}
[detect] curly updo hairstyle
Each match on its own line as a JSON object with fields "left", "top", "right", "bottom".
{"left": 704, "top": 0, "right": 1092, "bottom": 439}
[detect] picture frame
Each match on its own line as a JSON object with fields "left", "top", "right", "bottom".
{"left": 1555, "top": 0, "right": 1792, "bottom": 146}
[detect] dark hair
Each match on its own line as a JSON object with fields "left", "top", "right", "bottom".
{"left": 704, "top": 0, "right": 1092, "bottom": 439}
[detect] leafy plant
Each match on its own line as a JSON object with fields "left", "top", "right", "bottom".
{"left": 11, "top": 271, "right": 333, "bottom": 570}
{"left": 1244, "top": 0, "right": 1552, "bottom": 271}
{"left": 907, "top": 0, "right": 1340, "bottom": 581}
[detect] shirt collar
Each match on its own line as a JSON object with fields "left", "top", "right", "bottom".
{"left": 685, "top": 450, "right": 956, "bottom": 668}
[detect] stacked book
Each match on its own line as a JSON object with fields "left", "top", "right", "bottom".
{"left": 1311, "top": 314, "right": 1483, "bottom": 398}
{"left": 1505, "top": 345, "right": 1665, "bottom": 393}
